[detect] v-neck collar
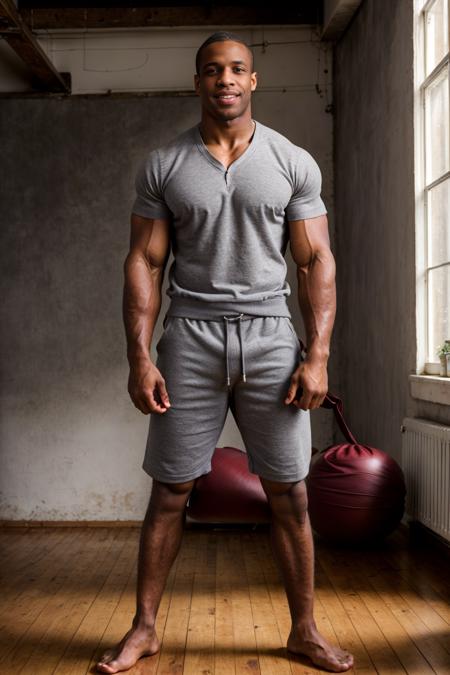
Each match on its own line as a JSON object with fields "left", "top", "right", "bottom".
{"left": 194, "top": 120, "right": 260, "bottom": 174}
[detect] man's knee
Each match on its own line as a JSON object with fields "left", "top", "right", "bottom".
{"left": 259, "top": 477, "right": 308, "bottom": 523}
{"left": 157, "top": 478, "right": 197, "bottom": 495}
{"left": 147, "top": 478, "right": 197, "bottom": 516}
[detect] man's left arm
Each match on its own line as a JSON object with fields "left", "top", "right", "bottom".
{"left": 285, "top": 213, "right": 336, "bottom": 410}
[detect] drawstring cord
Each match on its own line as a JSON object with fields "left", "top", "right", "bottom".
{"left": 240, "top": 318, "right": 247, "bottom": 383}
{"left": 224, "top": 317, "right": 230, "bottom": 386}
{"left": 223, "top": 313, "right": 247, "bottom": 387}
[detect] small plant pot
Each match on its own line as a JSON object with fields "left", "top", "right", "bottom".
{"left": 446, "top": 353, "right": 450, "bottom": 377}
{"left": 439, "top": 354, "right": 448, "bottom": 376}
{"left": 425, "top": 362, "right": 441, "bottom": 375}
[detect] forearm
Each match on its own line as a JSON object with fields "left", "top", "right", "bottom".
{"left": 297, "top": 249, "right": 336, "bottom": 364}
{"left": 123, "top": 250, "right": 163, "bottom": 367}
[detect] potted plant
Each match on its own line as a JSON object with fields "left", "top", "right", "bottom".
{"left": 436, "top": 340, "right": 450, "bottom": 376}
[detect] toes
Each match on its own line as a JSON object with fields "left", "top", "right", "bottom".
{"left": 96, "top": 654, "right": 123, "bottom": 674}
{"left": 337, "top": 655, "right": 354, "bottom": 671}
{"left": 97, "top": 661, "right": 122, "bottom": 674}
{"left": 288, "top": 645, "right": 354, "bottom": 672}
{"left": 97, "top": 651, "right": 116, "bottom": 666}
{"left": 98, "top": 651, "right": 114, "bottom": 662}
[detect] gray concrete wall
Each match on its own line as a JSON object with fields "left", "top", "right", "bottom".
{"left": 0, "top": 97, "right": 199, "bottom": 521}
{"left": 333, "top": 0, "right": 450, "bottom": 467}
{"left": 0, "top": 87, "right": 334, "bottom": 520}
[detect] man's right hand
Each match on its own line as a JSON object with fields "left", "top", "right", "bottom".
{"left": 128, "top": 360, "right": 171, "bottom": 414}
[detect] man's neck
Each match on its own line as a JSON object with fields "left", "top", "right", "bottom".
{"left": 198, "top": 114, "right": 256, "bottom": 149}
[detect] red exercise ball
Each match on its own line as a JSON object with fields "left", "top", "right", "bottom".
{"left": 306, "top": 442, "right": 406, "bottom": 545}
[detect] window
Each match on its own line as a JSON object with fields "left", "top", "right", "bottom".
{"left": 414, "top": 0, "right": 450, "bottom": 372}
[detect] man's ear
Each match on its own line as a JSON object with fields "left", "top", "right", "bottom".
{"left": 194, "top": 74, "right": 200, "bottom": 94}
{"left": 251, "top": 71, "right": 258, "bottom": 91}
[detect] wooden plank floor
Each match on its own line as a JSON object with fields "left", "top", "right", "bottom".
{"left": 0, "top": 524, "right": 449, "bottom": 674}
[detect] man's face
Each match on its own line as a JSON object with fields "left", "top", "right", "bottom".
{"left": 194, "top": 40, "right": 257, "bottom": 123}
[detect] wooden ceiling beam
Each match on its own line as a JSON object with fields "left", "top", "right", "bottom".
{"left": 18, "top": 6, "right": 322, "bottom": 30}
{"left": 0, "top": 0, "right": 70, "bottom": 92}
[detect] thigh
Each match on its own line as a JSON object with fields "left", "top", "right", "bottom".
{"left": 143, "top": 317, "right": 229, "bottom": 483}
{"left": 231, "top": 316, "right": 312, "bottom": 482}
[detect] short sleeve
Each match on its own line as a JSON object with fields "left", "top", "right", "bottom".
{"left": 131, "top": 149, "right": 172, "bottom": 220}
{"left": 285, "top": 148, "right": 327, "bottom": 221}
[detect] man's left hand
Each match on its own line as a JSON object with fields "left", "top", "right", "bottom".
{"left": 284, "top": 359, "right": 328, "bottom": 410}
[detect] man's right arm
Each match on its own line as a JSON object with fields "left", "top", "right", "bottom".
{"left": 123, "top": 213, "right": 171, "bottom": 415}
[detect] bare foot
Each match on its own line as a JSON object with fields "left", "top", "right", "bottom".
{"left": 96, "top": 623, "right": 160, "bottom": 673}
{"left": 287, "top": 626, "right": 354, "bottom": 673}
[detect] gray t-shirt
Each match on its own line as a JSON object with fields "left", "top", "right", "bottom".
{"left": 132, "top": 119, "right": 327, "bottom": 319}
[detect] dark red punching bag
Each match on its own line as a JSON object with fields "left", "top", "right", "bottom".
{"left": 306, "top": 391, "right": 406, "bottom": 545}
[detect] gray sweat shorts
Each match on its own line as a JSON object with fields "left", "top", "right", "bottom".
{"left": 143, "top": 313, "right": 312, "bottom": 484}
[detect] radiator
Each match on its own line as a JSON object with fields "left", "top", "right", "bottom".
{"left": 401, "top": 417, "right": 450, "bottom": 542}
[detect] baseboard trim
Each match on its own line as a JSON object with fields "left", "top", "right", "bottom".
{"left": 0, "top": 520, "right": 144, "bottom": 528}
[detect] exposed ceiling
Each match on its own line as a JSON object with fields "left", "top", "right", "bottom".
{"left": 0, "top": 1, "right": 361, "bottom": 94}
{"left": 0, "top": 0, "right": 71, "bottom": 92}
{"left": 17, "top": 1, "right": 323, "bottom": 29}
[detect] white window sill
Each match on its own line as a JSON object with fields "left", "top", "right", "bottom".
{"left": 409, "top": 374, "right": 450, "bottom": 406}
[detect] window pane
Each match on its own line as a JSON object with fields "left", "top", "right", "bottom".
{"left": 425, "top": 65, "right": 449, "bottom": 184}
{"left": 428, "top": 178, "right": 450, "bottom": 267}
{"left": 425, "top": 0, "right": 449, "bottom": 76}
{"left": 428, "top": 264, "right": 450, "bottom": 360}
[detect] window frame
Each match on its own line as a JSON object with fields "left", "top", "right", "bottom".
{"left": 412, "top": 0, "right": 450, "bottom": 404}
{"left": 414, "top": 0, "right": 450, "bottom": 374}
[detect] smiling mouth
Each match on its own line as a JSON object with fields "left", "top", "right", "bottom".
{"left": 215, "top": 93, "right": 240, "bottom": 104}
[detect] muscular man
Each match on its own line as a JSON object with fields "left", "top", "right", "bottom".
{"left": 97, "top": 31, "right": 354, "bottom": 674}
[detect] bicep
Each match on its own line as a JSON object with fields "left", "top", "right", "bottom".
{"left": 288, "top": 214, "right": 332, "bottom": 268}
{"left": 129, "top": 213, "right": 171, "bottom": 269}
